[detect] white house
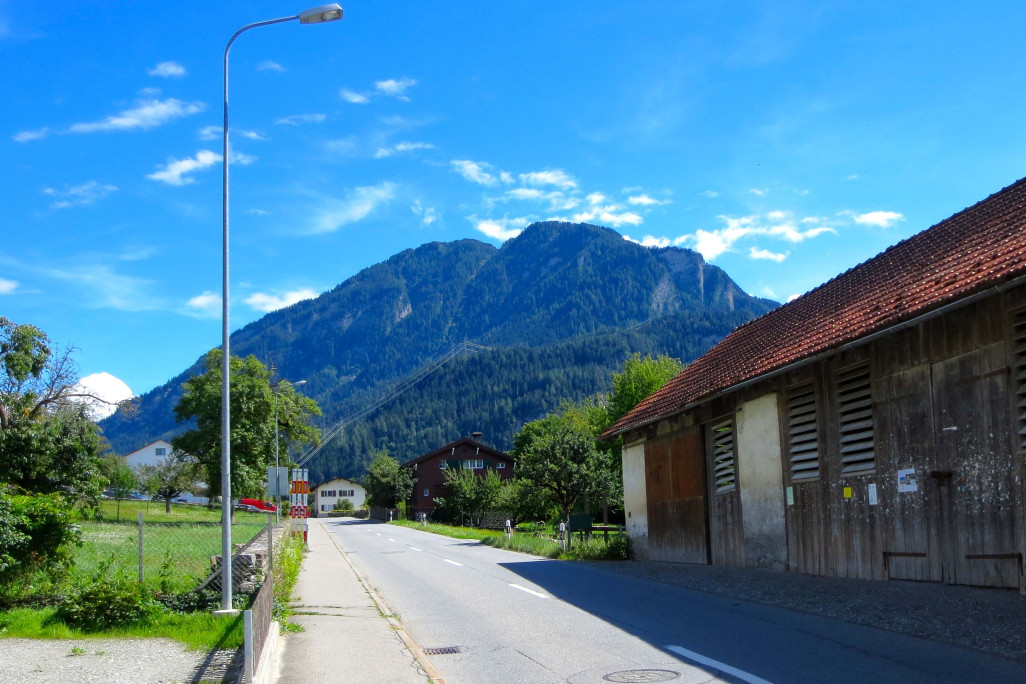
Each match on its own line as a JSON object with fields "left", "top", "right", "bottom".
{"left": 123, "top": 439, "right": 175, "bottom": 469}
{"left": 122, "top": 440, "right": 208, "bottom": 505}
{"left": 313, "top": 477, "right": 366, "bottom": 516}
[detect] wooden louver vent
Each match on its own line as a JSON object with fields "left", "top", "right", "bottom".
{"left": 1014, "top": 310, "right": 1026, "bottom": 451}
{"left": 710, "top": 418, "right": 736, "bottom": 493}
{"left": 836, "top": 363, "right": 875, "bottom": 474}
{"left": 787, "top": 382, "right": 820, "bottom": 481}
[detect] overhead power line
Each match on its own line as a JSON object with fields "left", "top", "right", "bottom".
{"left": 295, "top": 341, "right": 489, "bottom": 467}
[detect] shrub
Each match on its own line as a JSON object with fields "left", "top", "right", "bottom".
{"left": 0, "top": 489, "right": 81, "bottom": 601}
{"left": 56, "top": 572, "right": 159, "bottom": 630}
{"left": 332, "top": 498, "right": 354, "bottom": 512}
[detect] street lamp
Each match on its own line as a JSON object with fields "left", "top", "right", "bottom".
{"left": 272, "top": 378, "right": 306, "bottom": 524}
{"left": 219, "top": 4, "right": 342, "bottom": 614}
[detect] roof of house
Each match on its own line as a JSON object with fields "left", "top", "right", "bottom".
{"left": 312, "top": 476, "right": 363, "bottom": 490}
{"left": 605, "top": 176, "right": 1026, "bottom": 438}
{"left": 401, "top": 437, "right": 513, "bottom": 468}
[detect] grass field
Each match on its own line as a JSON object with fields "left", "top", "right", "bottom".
{"left": 390, "top": 520, "right": 628, "bottom": 560}
{"left": 75, "top": 500, "right": 271, "bottom": 592}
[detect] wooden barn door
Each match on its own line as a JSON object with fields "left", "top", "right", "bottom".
{"left": 931, "top": 344, "right": 1021, "bottom": 588}
{"left": 644, "top": 429, "right": 709, "bottom": 564}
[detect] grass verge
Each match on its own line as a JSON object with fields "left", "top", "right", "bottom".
{"left": 389, "top": 520, "right": 628, "bottom": 560}
{"left": 0, "top": 606, "right": 244, "bottom": 650}
{"left": 273, "top": 532, "right": 306, "bottom": 633}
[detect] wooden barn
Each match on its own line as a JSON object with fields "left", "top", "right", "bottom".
{"left": 604, "top": 178, "right": 1026, "bottom": 593}
{"left": 402, "top": 434, "right": 515, "bottom": 518}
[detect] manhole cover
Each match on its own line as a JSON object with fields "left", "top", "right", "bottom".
{"left": 423, "top": 646, "right": 463, "bottom": 656}
{"left": 603, "top": 670, "right": 681, "bottom": 683}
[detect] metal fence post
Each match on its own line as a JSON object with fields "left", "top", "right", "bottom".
{"left": 137, "top": 511, "right": 144, "bottom": 583}
{"left": 243, "top": 609, "right": 254, "bottom": 681}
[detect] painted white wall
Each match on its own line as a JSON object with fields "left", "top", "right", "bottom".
{"left": 314, "top": 478, "right": 367, "bottom": 516}
{"left": 123, "top": 440, "right": 175, "bottom": 469}
{"left": 735, "top": 393, "right": 787, "bottom": 569}
{"left": 622, "top": 438, "right": 650, "bottom": 560}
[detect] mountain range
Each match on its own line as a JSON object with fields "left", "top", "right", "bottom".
{"left": 99, "top": 221, "right": 776, "bottom": 483}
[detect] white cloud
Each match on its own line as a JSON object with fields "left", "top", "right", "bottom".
{"left": 519, "top": 169, "right": 577, "bottom": 190}
{"left": 244, "top": 288, "right": 318, "bottom": 313}
{"left": 473, "top": 216, "right": 528, "bottom": 241}
{"left": 148, "top": 61, "right": 186, "bottom": 78}
{"left": 787, "top": 293, "right": 802, "bottom": 302}
{"left": 623, "top": 235, "right": 670, "bottom": 248}
{"left": 68, "top": 98, "right": 205, "bottom": 134}
{"left": 673, "top": 211, "right": 836, "bottom": 261}
{"left": 340, "top": 88, "right": 370, "bottom": 104}
{"left": 700, "top": 190, "right": 718, "bottom": 198}
{"left": 310, "top": 182, "right": 396, "bottom": 234}
{"left": 199, "top": 125, "right": 265, "bottom": 141}
{"left": 411, "top": 201, "right": 437, "bottom": 226}
{"left": 375, "top": 77, "right": 417, "bottom": 100}
{"left": 749, "top": 246, "right": 788, "bottom": 262}
{"left": 374, "top": 141, "right": 434, "bottom": 158}
{"left": 586, "top": 192, "right": 607, "bottom": 205}
{"left": 571, "top": 205, "right": 643, "bottom": 228}
{"left": 76, "top": 372, "right": 134, "bottom": 421}
{"left": 13, "top": 127, "right": 51, "bottom": 142}
{"left": 186, "top": 290, "right": 221, "bottom": 317}
{"left": 749, "top": 188, "right": 768, "bottom": 197}
{"left": 43, "top": 181, "right": 118, "bottom": 209}
{"left": 275, "top": 113, "right": 326, "bottom": 126}
{"left": 42, "top": 264, "right": 156, "bottom": 311}
{"left": 451, "top": 159, "right": 507, "bottom": 186}
{"left": 627, "top": 194, "right": 669, "bottom": 206}
{"left": 258, "top": 60, "right": 286, "bottom": 72}
{"left": 146, "top": 149, "right": 220, "bottom": 186}
{"left": 847, "top": 174, "right": 859, "bottom": 181}
{"left": 853, "top": 210, "right": 904, "bottom": 228}
{"left": 0, "top": 278, "right": 18, "bottom": 294}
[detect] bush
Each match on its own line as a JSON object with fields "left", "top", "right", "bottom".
{"left": 0, "top": 489, "right": 81, "bottom": 601}
{"left": 56, "top": 573, "right": 159, "bottom": 630}
{"left": 332, "top": 498, "right": 354, "bottom": 512}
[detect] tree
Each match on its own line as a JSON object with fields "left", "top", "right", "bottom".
{"left": 0, "top": 317, "right": 108, "bottom": 511}
{"left": 105, "top": 457, "right": 137, "bottom": 521}
{"left": 434, "top": 467, "right": 502, "bottom": 526}
{"left": 172, "top": 350, "right": 321, "bottom": 506}
{"left": 513, "top": 404, "right": 615, "bottom": 528}
{"left": 363, "top": 451, "right": 413, "bottom": 508}
{"left": 139, "top": 450, "right": 200, "bottom": 513}
{"left": 606, "top": 352, "right": 684, "bottom": 426}
{"left": 495, "top": 477, "right": 552, "bottom": 528}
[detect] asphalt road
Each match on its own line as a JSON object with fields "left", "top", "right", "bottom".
{"left": 323, "top": 519, "right": 1025, "bottom": 684}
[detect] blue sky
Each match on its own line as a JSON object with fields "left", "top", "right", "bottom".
{"left": 4, "top": 1, "right": 1026, "bottom": 408}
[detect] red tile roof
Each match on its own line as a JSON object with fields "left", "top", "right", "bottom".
{"left": 604, "top": 177, "right": 1026, "bottom": 437}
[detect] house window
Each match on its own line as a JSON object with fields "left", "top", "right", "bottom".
{"left": 321, "top": 504, "right": 325, "bottom": 511}
{"left": 786, "top": 381, "right": 820, "bottom": 481}
{"left": 836, "top": 362, "right": 875, "bottom": 474}
{"left": 462, "top": 459, "right": 484, "bottom": 469}
{"left": 439, "top": 461, "right": 447, "bottom": 469}
{"left": 708, "top": 417, "right": 736, "bottom": 494}
{"left": 496, "top": 462, "right": 505, "bottom": 469}
{"left": 1014, "top": 309, "right": 1026, "bottom": 451}
{"left": 155, "top": 447, "right": 166, "bottom": 456}
{"left": 423, "top": 488, "right": 429, "bottom": 497}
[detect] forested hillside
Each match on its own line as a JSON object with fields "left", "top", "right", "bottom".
{"left": 99, "top": 220, "right": 776, "bottom": 481}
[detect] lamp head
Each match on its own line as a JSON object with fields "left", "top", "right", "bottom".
{"left": 299, "top": 4, "right": 343, "bottom": 24}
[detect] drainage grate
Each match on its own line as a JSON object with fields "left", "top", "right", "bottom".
{"left": 603, "top": 670, "right": 681, "bottom": 683}
{"left": 423, "top": 646, "right": 463, "bottom": 656}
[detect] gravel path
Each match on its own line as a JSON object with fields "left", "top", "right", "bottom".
{"left": 594, "top": 560, "right": 1026, "bottom": 664}
{"left": 0, "top": 638, "right": 240, "bottom": 684}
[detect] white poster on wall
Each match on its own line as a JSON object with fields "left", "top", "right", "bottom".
{"left": 897, "top": 468, "right": 918, "bottom": 493}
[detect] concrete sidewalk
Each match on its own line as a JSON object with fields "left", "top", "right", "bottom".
{"left": 274, "top": 518, "right": 436, "bottom": 684}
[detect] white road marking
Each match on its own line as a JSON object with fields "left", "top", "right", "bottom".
{"left": 409, "top": 546, "right": 423, "bottom": 552}
{"left": 509, "top": 583, "right": 547, "bottom": 599}
{"left": 666, "top": 645, "right": 773, "bottom": 684}
{"left": 443, "top": 559, "right": 463, "bottom": 566}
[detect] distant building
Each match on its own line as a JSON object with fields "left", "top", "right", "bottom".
{"left": 313, "top": 477, "right": 366, "bottom": 516}
{"left": 122, "top": 440, "right": 208, "bottom": 505}
{"left": 402, "top": 435, "right": 515, "bottom": 517}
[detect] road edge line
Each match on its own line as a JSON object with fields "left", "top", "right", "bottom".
{"left": 323, "top": 522, "right": 447, "bottom": 684}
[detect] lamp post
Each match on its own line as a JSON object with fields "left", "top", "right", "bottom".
{"left": 272, "top": 378, "right": 306, "bottom": 524}
{"left": 220, "top": 4, "right": 342, "bottom": 614}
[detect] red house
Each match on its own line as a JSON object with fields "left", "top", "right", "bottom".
{"left": 403, "top": 434, "right": 515, "bottom": 518}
